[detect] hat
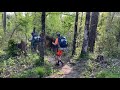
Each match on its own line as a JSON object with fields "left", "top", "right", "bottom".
{"left": 56, "top": 32, "right": 60, "bottom": 37}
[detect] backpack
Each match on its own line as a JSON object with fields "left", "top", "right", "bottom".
{"left": 33, "top": 35, "right": 41, "bottom": 43}
{"left": 58, "top": 36, "right": 68, "bottom": 48}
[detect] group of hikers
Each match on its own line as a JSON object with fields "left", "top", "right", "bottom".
{"left": 29, "top": 28, "right": 68, "bottom": 66}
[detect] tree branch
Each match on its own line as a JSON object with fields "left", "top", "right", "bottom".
{"left": 10, "top": 24, "right": 21, "bottom": 39}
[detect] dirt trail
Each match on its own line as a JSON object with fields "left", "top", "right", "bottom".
{"left": 45, "top": 56, "right": 87, "bottom": 78}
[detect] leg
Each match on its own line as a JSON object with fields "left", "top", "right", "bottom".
{"left": 31, "top": 42, "right": 34, "bottom": 52}
{"left": 58, "top": 55, "right": 64, "bottom": 66}
{"left": 55, "top": 55, "right": 59, "bottom": 66}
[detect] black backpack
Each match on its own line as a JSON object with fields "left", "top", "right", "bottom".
{"left": 58, "top": 36, "right": 68, "bottom": 48}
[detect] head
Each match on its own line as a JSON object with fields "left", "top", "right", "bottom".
{"left": 31, "top": 32, "right": 34, "bottom": 36}
{"left": 56, "top": 32, "right": 60, "bottom": 37}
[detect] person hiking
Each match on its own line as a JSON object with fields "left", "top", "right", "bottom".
{"left": 52, "top": 33, "right": 60, "bottom": 53}
{"left": 29, "top": 28, "right": 39, "bottom": 52}
{"left": 52, "top": 33, "right": 68, "bottom": 66}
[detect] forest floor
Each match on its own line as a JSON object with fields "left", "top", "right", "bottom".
{"left": 46, "top": 58, "right": 85, "bottom": 78}
{"left": 45, "top": 55, "right": 120, "bottom": 78}
{"left": 45, "top": 55, "right": 89, "bottom": 78}
{"left": 1, "top": 48, "right": 120, "bottom": 78}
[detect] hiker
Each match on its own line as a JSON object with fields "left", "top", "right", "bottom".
{"left": 52, "top": 33, "right": 68, "bottom": 66}
{"left": 52, "top": 33, "right": 60, "bottom": 53}
{"left": 29, "top": 28, "right": 40, "bottom": 52}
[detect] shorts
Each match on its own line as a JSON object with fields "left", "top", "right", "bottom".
{"left": 56, "top": 50, "right": 63, "bottom": 56}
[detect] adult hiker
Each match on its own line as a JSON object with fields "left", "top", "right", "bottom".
{"left": 52, "top": 33, "right": 60, "bottom": 53}
{"left": 52, "top": 32, "right": 68, "bottom": 66}
{"left": 29, "top": 28, "right": 40, "bottom": 52}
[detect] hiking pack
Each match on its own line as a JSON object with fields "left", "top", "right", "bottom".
{"left": 58, "top": 36, "right": 68, "bottom": 48}
{"left": 33, "top": 35, "right": 41, "bottom": 43}
{"left": 31, "top": 32, "right": 41, "bottom": 43}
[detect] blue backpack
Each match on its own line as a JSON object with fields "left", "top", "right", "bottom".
{"left": 32, "top": 33, "right": 41, "bottom": 43}
{"left": 58, "top": 36, "right": 68, "bottom": 48}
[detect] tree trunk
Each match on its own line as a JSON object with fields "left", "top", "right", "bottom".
{"left": 39, "top": 12, "right": 45, "bottom": 65}
{"left": 33, "top": 12, "right": 36, "bottom": 28}
{"left": 77, "top": 12, "right": 83, "bottom": 47}
{"left": 81, "top": 12, "right": 90, "bottom": 56}
{"left": 106, "top": 12, "right": 115, "bottom": 32}
{"left": 79, "top": 12, "right": 83, "bottom": 33}
{"left": 72, "top": 12, "right": 79, "bottom": 56}
{"left": 3, "top": 12, "right": 6, "bottom": 34}
{"left": 111, "top": 12, "right": 115, "bottom": 22}
{"left": 25, "top": 26, "right": 27, "bottom": 43}
{"left": 88, "top": 12, "right": 99, "bottom": 52}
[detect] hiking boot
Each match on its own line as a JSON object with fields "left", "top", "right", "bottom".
{"left": 55, "top": 62, "right": 59, "bottom": 66}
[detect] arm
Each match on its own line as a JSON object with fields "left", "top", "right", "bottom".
{"left": 52, "top": 38, "right": 58, "bottom": 45}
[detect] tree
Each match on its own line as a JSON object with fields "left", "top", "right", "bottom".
{"left": 78, "top": 12, "right": 83, "bottom": 33}
{"left": 3, "top": 12, "right": 6, "bottom": 34}
{"left": 72, "top": 12, "right": 79, "bottom": 55}
{"left": 88, "top": 12, "right": 99, "bottom": 52}
{"left": 76, "top": 12, "right": 83, "bottom": 47}
{"left": 39, "top": 12, "right": 46, "bottom": 65}
{"left": 46, "top": 12, "right": 63, "bottom": 35}
{"left": 33, "top": 12, "right": 36, "bottom": 31}
{"left": 81, "top": 12, "right": 91, "bottom": 56}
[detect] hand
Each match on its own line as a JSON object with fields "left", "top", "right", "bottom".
{"left": 52, "top": 42, "right": 54, "bottom": 45}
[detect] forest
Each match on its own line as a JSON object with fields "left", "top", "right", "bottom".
{"left": 0, "top": 12, "right": 120, "bottom": 78}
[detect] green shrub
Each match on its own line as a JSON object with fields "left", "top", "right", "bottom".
{"left": 13, "top": 65, "right": 52, "bottom": 78}
{"left": 7, "top": 58, "right": 16, "bottom": 66}
{"left": 34, "top": 56, "right": 45, "bottom": 66}
{"left": 15, "top": 70, "right": 37, "bottom": 78}
{"left": 44, "top": 66, "right": 52, "bottom": 76}
{"left": 33, "top": 67, "right": 46, "bottom": 78}
{"left": 96, "top": 70, "right": 120, "bottom": 78}
{"left": 0, "top": 49, "right": 6, "bottom": 56}
{"left": 34, "top": 59, "right": 41, "bottom": 66}
{"left": 96, "top": 71, "right": 107, "bottom": 78}
{"left": 80, "top": 52, "right": 89, "bottom": 59}
{"left": 7, "top": 39, "right": 20, "bottom": 57}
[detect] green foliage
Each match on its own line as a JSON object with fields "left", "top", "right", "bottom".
{"left": 96, "top": 62, "right": 120, "bottom": 78}
{"left": 7, "top": 39, "right": 20, "bottom": 57}
{"left": 34, "top": 66, "right": 52, "bottom": 78}
{"left": 46, "top": 13, "right": 63, "bottom": 35}
{"left": 94, "top": 12, "right": 120, "bottom": 58}
{"left": 33, "top": 67, "right": 46, "bottom": 78}
{"left": 0, "top": 49, "right": 6, "bottom": 56}
{"left": 34, "top": 59, "right": 41, "bottom": 66}
{"left": 14, "top": 70, "right": 38, "bottom": 78}
{"left": 96, "top": 70, "right": 120, "bottom": 78}
{"left": 80, "top": 52, "right": 89, "bottom": 59}
{"left": 12, "top": 66, "right": 52, "bottom": 78}
{"left": 2, "top": 12, "right": 120, "bottom": 78}
{"left": 7, "top": 58, "right": 16, "bottom": 66}
{"left": 0, "top": 52, "right": 51, "bottom": 78}
{"left": 80, "top": 52, "right": 96, "bottom": 60}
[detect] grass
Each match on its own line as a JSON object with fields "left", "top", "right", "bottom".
{"left": 12, "top": 66, "right": 52, "bottom": 78}
{"left": 0, "top": 51, "right": 53, "bottom": 78}
{"left": 96, "top": 70, "right": 120, "bottom": 78}
{"left": 96, "top": 65, "right": 120, "bottom": 78}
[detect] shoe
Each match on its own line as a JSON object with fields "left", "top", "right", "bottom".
{"left": 55, "top": 62, "right": 59, "bottom": 66}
